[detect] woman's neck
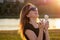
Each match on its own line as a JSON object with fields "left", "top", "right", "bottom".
{"left": 29, "top": 18, "right": 37, "bottom": 24}
{"left": 29, "top": 18, "right": 38, "bottom": 28}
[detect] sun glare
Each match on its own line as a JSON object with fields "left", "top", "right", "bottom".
{"left": 54, "top": 0, "right": 60, "bottom": 6}
{"left": 56, "top": 0, "right": 60, "bottom": 5}
{"left": 37, "top": 18, "right": 60, "bottom": 29}
{"left": 55, "top": 19, "right": 60, "bottom": 29}
{"left": 49, "top": 18, "right": 60, "bottom": 29}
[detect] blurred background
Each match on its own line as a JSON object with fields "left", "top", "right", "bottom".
{"left": 0, "top": 0, "right": 60, "bottom": 40}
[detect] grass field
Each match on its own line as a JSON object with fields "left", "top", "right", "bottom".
{"left": 0, "top": 30, "right": 22, "bottom": 40}
{"left": 49, "top": 29, "right": 60, "bottom": 40}
{"left": 0, "top": 29, "right": 60, "bottom": 40}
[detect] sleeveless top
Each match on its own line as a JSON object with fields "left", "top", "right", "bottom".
{"left": 23, "top": 23, "right": 45, "bottom": 40}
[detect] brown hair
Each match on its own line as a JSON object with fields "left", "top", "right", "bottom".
{"left": 18, "top": 3, "right": 36, "bottom": 40}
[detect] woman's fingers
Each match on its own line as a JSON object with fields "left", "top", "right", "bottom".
{"left": 44, "top": 21, "right": 49, "bottom": 31}
{"left": 38, "top": 20, "right": 44, "bottom": 29}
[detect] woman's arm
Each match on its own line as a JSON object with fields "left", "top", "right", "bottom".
{"left": 25, "top": 28, "right": 44, "bottom": 40}
{"left": 45, "top": 30, "right": 50, "bottom": 40}
{"left": 25, "top": 29, "right": 37, "bottom": 40}
{"left": 37, "top": 28, "right": 44, "bottom": 40}
{"left": 25, "top": 20, "right": 44, "bottom": 40}
{"left": 44, "top": 21, "right": 50, "bottom": 40}
{"left": 37, "top": 20, "right": 44, "bottom": 40}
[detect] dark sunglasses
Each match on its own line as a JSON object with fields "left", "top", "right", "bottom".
{"left": 26, "top": 7, "right": 38, "bottom": 14}
{"left": 29, "top": 7, "right": 37, "bottom": 11}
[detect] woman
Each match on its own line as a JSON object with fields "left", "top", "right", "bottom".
{"left": 19, "top": 3, "right": 50, "bottom": 40}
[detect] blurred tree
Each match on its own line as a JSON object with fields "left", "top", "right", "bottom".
{"left": 0, "top": 1, "right": 24, "bottom": 18}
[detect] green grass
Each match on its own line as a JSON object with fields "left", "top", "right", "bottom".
{"left": 49, "top": 29, "right": 60, "bottom": 40}
{"left": 0, "top": 29, "right": 60, "bottom": 40}
{"left": 0, "top": 30, "right": 22, "bottom": 40}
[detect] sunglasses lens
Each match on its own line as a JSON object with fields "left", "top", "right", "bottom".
{"left": 31, "top": 7, "right": 37, "bottom": 11}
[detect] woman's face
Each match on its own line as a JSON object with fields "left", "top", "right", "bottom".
{"left": 26, "top": 6, "right": 39, "bottom": 18}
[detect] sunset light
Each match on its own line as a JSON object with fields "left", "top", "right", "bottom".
{"left": 49, "top": 18, "right": 60, "bottom": 29}
{"left": 56, "top": 0, "right": 60, "bottom": 6}
{"left": 37, "top": 18, "right": 60, "bottom": 29}
{"left": 55, "top": 19, "right": 60, "bottom": 29}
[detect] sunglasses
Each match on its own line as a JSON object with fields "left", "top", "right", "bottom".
{"left": 26, "top": 7, "right": 38, "bottom": 14}
{"left": 29, "top": 7, "right": 37, "bottom": 11}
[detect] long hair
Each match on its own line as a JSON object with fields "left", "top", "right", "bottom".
{"left": 18, "top": 3, "right": 35, "bottom": 40}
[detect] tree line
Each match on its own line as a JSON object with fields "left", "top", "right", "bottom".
{"left": 0, "top": 1, "right": 24, "bottom": 18}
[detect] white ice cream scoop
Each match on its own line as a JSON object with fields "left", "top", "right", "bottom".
{"left": 44, "top": 14, "right": 49, "bottom": 25}
{"left": 44, "top": 14, "right": 49, "bottom": 20}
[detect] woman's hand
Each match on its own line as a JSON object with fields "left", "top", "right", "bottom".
{"left": 38, "top": 20, "right": 44, "bottom": 29}
{"left": 44, "top": 21, "right": 49, "bottom": 31}
{"left": 38, "top": 20, "right": 44, "bottom": 40}
{"left": 44, "top": 21, "right": 50, "bottom": 40}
